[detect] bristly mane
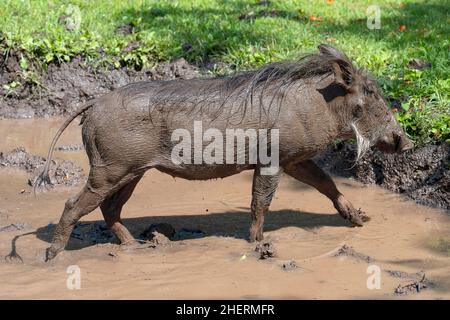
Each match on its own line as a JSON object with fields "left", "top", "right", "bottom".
{"left": 127, "top": 49, "right": 357, "bottom": 125}
{"left": 227, "top": 51, "right": 356, "bottom": 117}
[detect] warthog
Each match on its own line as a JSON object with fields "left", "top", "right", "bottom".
{"left": 37, "top": 45, "right": 412, "bottom": 261}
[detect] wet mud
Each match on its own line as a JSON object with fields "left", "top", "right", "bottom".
{"left": 0, "top": 49, "right": 198, "bottom": 118}
{"left": 333, "top": 244, "right": 372, "bottom": 263}
{"left": 0, "top": 147, "right": 85, "bottom": 187}
{"left": 1, "top": 117, "right": 449, "bottom": 299}
{"left": 0, "top": 55, "right": 449, "bottom": 298}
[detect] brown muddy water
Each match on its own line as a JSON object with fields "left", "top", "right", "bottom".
{"left": 0, "top": 118, "right": 449, "bottom": 299}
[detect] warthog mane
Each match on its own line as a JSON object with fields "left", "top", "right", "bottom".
{"left": 123, "top": 50, "right": 358, "bottom": 126}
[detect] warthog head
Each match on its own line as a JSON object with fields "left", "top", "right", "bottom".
{"left": 317, "top": 45, "right": 413, "bottom": 159}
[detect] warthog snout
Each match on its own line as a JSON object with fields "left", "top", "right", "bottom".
{"left": 375, "top": 132, "right": 414, "bottom": 153}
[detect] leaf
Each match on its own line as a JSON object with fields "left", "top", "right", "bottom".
{"left": 19, "top": 57, "right": 29, "bottom": 70}
{"left": 309, "top": 15, "right": 322, "bottom": 22}
{"left": 45, "top": 53, "right": 54, "bottom": 62}
{"left": 401, "top": 102, "right": 410, "bottom": 111}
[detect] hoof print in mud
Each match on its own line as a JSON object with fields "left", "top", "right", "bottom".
{"left": 255, "top": 241, "right": 276, "bottom": 260}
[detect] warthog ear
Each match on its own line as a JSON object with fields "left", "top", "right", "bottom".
{"left": 318, "top": 44, "right": 346, "bottom": 59}
{"left": 318, "top": 44, "right": 354, "bottom": 89}
{"left": 331, "top": 61, "right": 352, "bottom": 89}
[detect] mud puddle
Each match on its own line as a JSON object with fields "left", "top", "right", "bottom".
{"left": 0, "top": 117, "right": 449, "bottom": 299}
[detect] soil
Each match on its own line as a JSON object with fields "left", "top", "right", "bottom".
{"left": 281, "top": 260, "right": 298, "bottom": 271}
{"left": 394, "top": 274, "right": 431, "bottom": 295}
{"left": 255, "top": 241, "right": 276, "bottom": 259}
{"left": 386, "top": 269, "right": 425, "bottom": 280}
{"left": 333, "top": 244, "right": 372, "bottom": 263}
{"left": 0, "top": 49, "right": 198, "bottom": 118}
{"left": 315, "top": 143, "right": 450, "bottom": 211}
{"left": 0, "top": 147, "right": 85, "bottom": 188}
{"left": 0, "top": 117, "right": 449, "bottom": 299}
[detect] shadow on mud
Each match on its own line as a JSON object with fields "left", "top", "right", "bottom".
{"left": 33, "top": 209, "right": 351, "bottom": 251}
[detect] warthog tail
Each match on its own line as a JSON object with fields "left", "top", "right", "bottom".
{"left": 33, "top": 99, "right": 97, "bottom": 194}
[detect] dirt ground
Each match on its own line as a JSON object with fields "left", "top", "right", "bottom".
{"left": 0, "top": 51, "right": 199, "bottom": 119}
{"left": 0, "top": 118, "right": 449, "bottom": 299}
{"left": 316, "top": 142, "right": 450, "bottom": 210}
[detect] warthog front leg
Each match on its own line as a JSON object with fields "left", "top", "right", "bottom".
{"left": 249, "top": 167, "right": 281, "bottom": 242}
{"left": 284, "top": 160, "right": 370, "bottom": 226}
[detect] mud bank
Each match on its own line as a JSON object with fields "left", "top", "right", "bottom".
{"left": 0, "top": 147, "right": 84, "bottom": 187}
{"left": 316, "top": 143, "right": 450, "bottom": 211}
{"left": 0, "top": 50, "right": 198, "bottom": 118}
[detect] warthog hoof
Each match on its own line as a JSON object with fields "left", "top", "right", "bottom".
{"left": 334, "top": 196, "right": 370, "bottom": 227}
{"left": 347, "top": 208, "right": 371, "bottom": 226}
{"left": 45, "top": 246, "right": 60, "bottom": 262}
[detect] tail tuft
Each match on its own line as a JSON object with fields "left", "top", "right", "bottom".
{"left": 32, "top": 99, "right": 96, "bottom": 196}
{"left": 33, "top": 161, "right": 54, "bottom": 196}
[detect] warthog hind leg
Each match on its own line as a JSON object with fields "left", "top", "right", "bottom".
{"left": 284, "top": 160, "right": 370, "bottom": 226}
{"left": 249, "top": 167, "right": 281, "bottom": 242}
{"left": 46, "top": 166, "right": 143, "bottom": 261}
{"left": 45, "top": 185, "right": 105, "bottom": 261}
{"left": 100, "top": 175, "right": 143, "bottom": 245}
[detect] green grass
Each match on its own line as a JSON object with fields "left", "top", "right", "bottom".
{"left": 0, "top": 0, "right": 449, "bottom": 144}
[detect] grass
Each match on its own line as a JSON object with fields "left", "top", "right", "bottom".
{"left": 0, "top": 0, "right": 449, "bottom": 144}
